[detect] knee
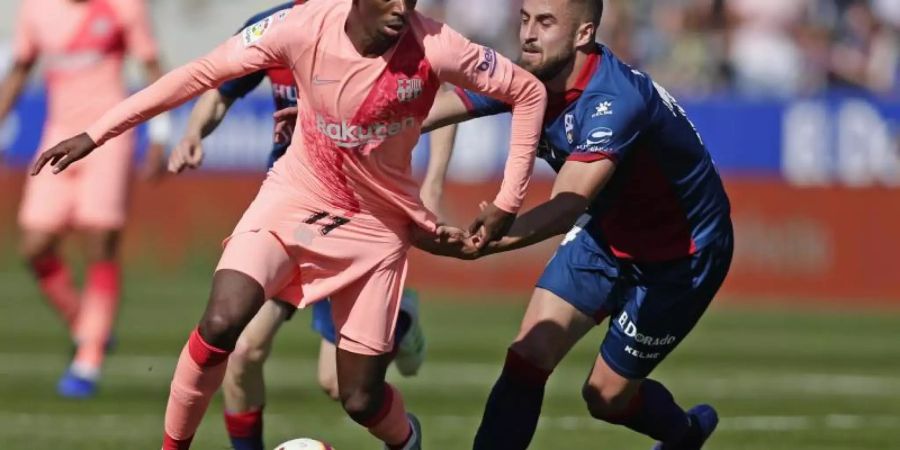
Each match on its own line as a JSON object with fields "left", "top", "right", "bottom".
{"left": 199, "top": 294, "right": 251, "bottom": 350}
{"left": 199, "top": 311, "right": 237, "bottom": 347}
{"left": 509, "top": 338, "right": 559, "bottom": 372}
{"left": 582, "top": 382, "right": 636, "bottom": 422}
{"left": 339, "top": 385, "right": 383, "bottom": 423}
{"left": 230, "top": 336, "right": 271, "bottom": 371}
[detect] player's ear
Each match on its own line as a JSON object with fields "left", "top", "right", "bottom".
{"left": 574, "top": 21, "right": 595, "bottom": 48}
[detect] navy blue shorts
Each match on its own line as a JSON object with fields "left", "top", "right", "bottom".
{"left": 536, "top": 218, "right": 733, "bottom": 379}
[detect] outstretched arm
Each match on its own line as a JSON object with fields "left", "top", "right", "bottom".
{"left": 421, "top": 89, "right": 470, "bottom": 133}
{"left": 420, "top": 121, "right": 457, "bottom": 216}
{"left": 429, "top": 27, "right": 547, "bottom": 247}
{"left": 484, "top": 158, "right": 616, "bottom": 255}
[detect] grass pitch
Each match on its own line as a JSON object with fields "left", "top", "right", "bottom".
{"left": 0, "top": 266, "right": 898, "bottom": 450}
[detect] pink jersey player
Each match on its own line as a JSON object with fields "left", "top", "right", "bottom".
{"left": 32, "top": 0, "right": 546, "bottom": 448}
{"left": 15, "top": 0, "right": 160, "bottom": 231}
{"left": 0, "top": 0, "right": 164, "bottom": 399}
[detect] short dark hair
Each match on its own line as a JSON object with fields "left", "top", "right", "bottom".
{"left": 571, "top": 0, "right": 603, "bottom": 27}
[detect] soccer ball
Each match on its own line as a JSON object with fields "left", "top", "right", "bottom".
{"left": 273, "top": 438, "right": 335, "bottom": 450}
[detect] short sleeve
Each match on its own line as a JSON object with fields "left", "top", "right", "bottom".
{"left": 218, "top": 71, "right": 267, "bottom": 99}
{"left": 568, "top": 94, "right": 646, "bottom": 164}
{"left": 453, "top": 86, "right": 511, "bottom": 118}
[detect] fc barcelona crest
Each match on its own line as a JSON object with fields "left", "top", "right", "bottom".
{"left": 397, "top": 77, "right": 423, "bottom": 102}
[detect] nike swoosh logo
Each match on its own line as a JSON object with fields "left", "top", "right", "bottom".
{"left": 313, "top": 75, "right": 339, "bottom": 85}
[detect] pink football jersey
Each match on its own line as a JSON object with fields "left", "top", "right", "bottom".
{"left": 13, "top": 0, "right": 158, "bottom": 133}
{"left": 86, "top": 0, "right": 546, "bottom": 231}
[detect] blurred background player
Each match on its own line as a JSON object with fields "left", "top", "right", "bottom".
{"left": 166, "top": 2, "right": 431, "bottom": 449}
{"left": 421, "top": 0, "right": 732, "bottom": 448}
{"left": 0, "top": 0, "right": 170, "bottom": 398}
{"left": 30, "top": 0, "right": 546, "bottom": 449}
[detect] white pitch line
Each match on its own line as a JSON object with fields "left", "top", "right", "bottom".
{"left": 2, "top": 353, "right": 899, "bottom": 398}
{"left": 1, "top": 412, "right": 898, "bottom": 435}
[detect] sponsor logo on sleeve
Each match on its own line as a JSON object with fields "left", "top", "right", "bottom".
{"left": 575, "top": 127, "right": 613, "bottom": 152}
{"left": 564, "top": 113, "right": 575, "bottom": 144}
{"left": 592, "top": 100, "right": 614, "bottom": 117}
{"left": 242, "top": 16, "right": 273, "bottom": 47}
{"left": 476, "top": 46, "right": 497, "bottom": 76}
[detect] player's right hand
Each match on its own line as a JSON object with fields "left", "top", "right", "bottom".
{"left": 410, "top": 224, "right": 479, "bottom": 259}
{"left": 168, "top": 134, "right": 204, "bottom": 173}
{"left": 31, "top": 133, "right": 97, "bottom": 175}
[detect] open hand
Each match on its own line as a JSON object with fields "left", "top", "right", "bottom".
{"left": 32, "top": 133, "right": 97, "bottom": 175}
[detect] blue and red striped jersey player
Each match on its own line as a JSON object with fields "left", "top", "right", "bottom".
{"left": 421, "top": 0, "right": 733, "bottom": 448}
{"left": 167, "top": 3, "right": 427, "bottom": 450}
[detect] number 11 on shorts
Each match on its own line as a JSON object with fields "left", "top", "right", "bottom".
{"left": 304, "top": 211, "right": 350, "bottom": 235}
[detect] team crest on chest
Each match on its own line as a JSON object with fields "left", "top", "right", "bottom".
{"left": 396, "top": 77, "right": 423, "bottom": 103}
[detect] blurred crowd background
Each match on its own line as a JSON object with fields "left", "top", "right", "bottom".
{"left": 2, "top": 0, "right": 898, "bottom": 99}
{"left": 421, "top": 0, "right": 900, "bottom": 98}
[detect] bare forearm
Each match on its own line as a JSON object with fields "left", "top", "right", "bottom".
{"left": 486, "top": 193, "right": 587, "bottom": 255}
{"left": 422, "top": 89, "right": 471, "bottom": 133}
{"left": 185, "top": 90, "right": 234, "bottom": 139}
{"left": 420, "top": 123, "right": 457, "bottom": 212}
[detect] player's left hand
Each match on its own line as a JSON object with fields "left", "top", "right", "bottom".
{"left": 31, "top": 133, "right": 97, "bottom": 175}
{"left": 468, "top": 201, "right": 516, "bottom": 250}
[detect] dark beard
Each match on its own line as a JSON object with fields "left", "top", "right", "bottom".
{"left": 530, "top": 56, "right": 572, "bottom": 82}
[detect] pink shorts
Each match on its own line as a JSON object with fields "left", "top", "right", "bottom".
{"left": 216, "top": 178, "right": 411, "bottom": 356}
{"left": 19, "top": 127, "right": 134, "bottom": 232}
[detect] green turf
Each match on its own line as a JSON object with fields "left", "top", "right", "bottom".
{"left": 0, "top": 266, "right": 898, "bottom": 450}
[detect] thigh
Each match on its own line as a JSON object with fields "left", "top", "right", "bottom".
{"left": 535, "top": 217, "right": 623, "bottom": 324}
{"left": 599, "top": 234, "right": 734, "bottom": 379}
{"left": 330, "top": 252, "right": 408, "bottom": 356}
{"left": 238, "top": 299, "right": 292, "bottom": 350}
{"left": 75, "top": 133, "right": 134, "bottom": 230}
{"left": 216, "top": 230, "right": 300, "bottom": 302}
{"left": 512, "top": 287, "right": 597, "bottom": 371}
